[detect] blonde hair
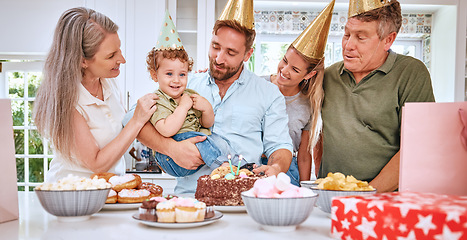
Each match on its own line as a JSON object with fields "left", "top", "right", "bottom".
{"left": 34, "top": 7, "right": 118, "bottom": 159}
{"left": 290, "top": 46, "right": 324, "bottom": 151}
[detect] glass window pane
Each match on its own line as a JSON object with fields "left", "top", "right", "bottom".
{"left": 28, "top": 101, "right": 35, "bottom": 126}
{"left": 260, "top": 42, "right": 288, "bottom": 76}
{"left": 14, "top": 129, "right": 24, "bottom": 154}
{"left": 18, "top": 186, "right": 25, "bottom": 191}
{"left": 29, "top": 158, "right": 44, "bottom": 183}
{"left": 11, "top": 100, "right": 25, "bottom": 126}
{"left": 8, "top": 72, "right": 25, "bottom": 98}
{"left": 28, "top": 72, "right": 42, "bottom": 97}
{"left": 16, "top": 158, "right": 24, "bottom": 182}
{"left": 29, "top": 130, "right": 43, "bottom": 155}
{"left": 48, "top": 145, "right": 54, "bottom": 155}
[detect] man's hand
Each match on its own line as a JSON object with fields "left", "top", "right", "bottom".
{"left": 169, "top": 135, "right": 206, "bottom": 169}
{"left": 253, "top": 164, "right": 281, "bottom": 177}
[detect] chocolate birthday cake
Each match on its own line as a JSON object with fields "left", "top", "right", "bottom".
{"left": 195, "top": 166, "right": 262, "bottom": 206}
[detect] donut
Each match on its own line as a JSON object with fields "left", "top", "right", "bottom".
{"left": 106, "top": 189, "right": 117, "bottom": 204}
{"left": 117, "top": 189, "right": 155, "bottom": 203}
{"left": 138, "top": 182, "right": 163, "bottom": 197}
{"left": 91, "top": 172, "right": 116, "bottom": 182}
{"left": 109, "top": 174, "right": 142, "bottom": 192}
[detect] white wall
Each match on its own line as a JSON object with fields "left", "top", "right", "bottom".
{"left": 430, "top": 5, "right": 457, "bottom": 102}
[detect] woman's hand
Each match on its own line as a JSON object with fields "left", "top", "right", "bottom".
{"left": 133, "top": 93, "right": 158, "bottom": 125}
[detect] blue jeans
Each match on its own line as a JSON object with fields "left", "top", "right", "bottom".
{"left": 154, "top": 132, "right": 236, "bottom": 177}
{"left": 261, "top": 156, "right": 300, "bottom": 186}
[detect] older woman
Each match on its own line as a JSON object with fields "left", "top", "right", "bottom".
{"left": 34, "top": 7, "right": 157, "bottom": 182}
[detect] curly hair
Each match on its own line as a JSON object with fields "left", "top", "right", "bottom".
{"left": 213, "top": 20, "right": 256, "bottom": 52}
{"left": 352, "top": 1, "right": 402, "bottom": 39}
{"left": 146, "top": 48, "right": 194, "bottom": 75}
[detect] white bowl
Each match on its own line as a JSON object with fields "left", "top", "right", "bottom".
{"left": 241, "top": 191, "right": 318, "bottom": 232}
{"left": 35, "top": 188, "right": 110, "bottom": 222}
{"left": 310, "top": 187, "right": 376, "bottom": 213}
{"left": 300, "top": 180, "right": 318, "bottom": 189}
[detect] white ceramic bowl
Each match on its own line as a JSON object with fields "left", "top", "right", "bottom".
{"left": 35, "top": 188, "right": 110, "bottom": 222}
{"left": 310, "top": 187, "right": 376, "bottom": 213}
{"left": 300, "top": 180, "right": 318, "bottom": 189}
{"left": 241, "top": 191, "right": 318, "bottom": 232}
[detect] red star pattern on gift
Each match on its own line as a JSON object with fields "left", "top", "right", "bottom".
{"left": 331, "top": 192, "right": 467, "bottom": 240}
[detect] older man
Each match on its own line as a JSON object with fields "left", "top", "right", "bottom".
{"left": 129, "top": 0, "right": 293, "bottom": 193}
{"left": 319, "top": 0, "right": 435, "bottom": 192}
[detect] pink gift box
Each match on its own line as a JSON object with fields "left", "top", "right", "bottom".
{"left": 331, "top": 192, "right": 467, "bottom": 240}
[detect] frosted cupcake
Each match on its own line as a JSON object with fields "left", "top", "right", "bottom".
{"left": 195, "top": 201, "right": 206, "bottom": 221}
{"left": 156, "top": 200, "right": 176, "bottom": 223}
{"left": 174, "top": 197, "right": 198, "bottom": 223}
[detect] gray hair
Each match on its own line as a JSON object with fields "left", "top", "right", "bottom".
{"left": 34, "top": 7, "right": 118, "bottom": 159}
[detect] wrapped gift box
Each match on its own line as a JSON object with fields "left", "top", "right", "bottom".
{"left": 331, "top": 192, "right": 467, "bottom": 240}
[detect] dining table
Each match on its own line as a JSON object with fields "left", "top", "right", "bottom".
{"left": 1, "top": 192, "right": 335, "bottom": 240}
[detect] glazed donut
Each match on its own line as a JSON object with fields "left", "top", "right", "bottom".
{"left": 138, "top": 182, "right": 163, "bottom": 197}
{"left": 108, "top": 174, "right": 142, "bottom": 192}
{"left": 91, "top": 172, "right": 116, "bottom": 182}
{"left": 106, "top": 189, "right": 117, "bottom": 204}
{"left": 117, "top": 189, "right": 154, "bottom": 203}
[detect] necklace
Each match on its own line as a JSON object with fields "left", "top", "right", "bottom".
{"left": 88, "top": 80, "right": 102, "bottom": 98}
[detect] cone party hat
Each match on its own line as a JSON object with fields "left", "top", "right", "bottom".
{"left": 348, "top": 0, "right": 391, "bottom": 18}
{"left": 291, "top": 0, "right": 335, "bottom": 61}
{"left": 155, "top": 10, "right": 184, "bottom": 50}
{"left": 218, "top": 0, "right": 254, "bottom": 30}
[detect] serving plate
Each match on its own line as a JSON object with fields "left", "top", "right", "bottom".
{"left": 101, "top": 203, "right": 141, "bottom": 210}
{"left": 214, "top": 205, "right": 246, "bottom": 212}
{"left": 132, "top": 210, "right": 223, "bottom": 228}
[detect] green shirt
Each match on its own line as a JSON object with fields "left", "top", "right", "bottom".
{"left": 150, "top": 89, "right": 211, "bottom": 136}
{"left": 319, "top": 51, "right": 435, "bottom": 182}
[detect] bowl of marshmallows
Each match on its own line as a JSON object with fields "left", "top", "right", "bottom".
{"left": 241, "top": 172, "right": 318, "bottom": 232}
{"left": 35, "top": 174, "right": 111, "bottom": 222}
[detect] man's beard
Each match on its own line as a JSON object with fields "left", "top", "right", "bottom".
{"left": 209, "top": 57, "right": 243, "bottom": 81}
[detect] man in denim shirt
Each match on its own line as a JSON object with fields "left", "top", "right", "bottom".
{"left": 124, "top": 1, "right": 293, "bottom": 194}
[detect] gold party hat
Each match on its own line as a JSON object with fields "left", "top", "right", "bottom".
{"left": 291, "top": 0, "right": 335, "bottom": 60}
{"left": 348, "top": 0, "right": 391, "bottom": 18}
{"left": 218, "top": 0, "right": 254, "bottom": 29}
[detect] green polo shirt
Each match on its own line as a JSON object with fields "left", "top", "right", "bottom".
{"left": 319, "top": 50, "right": 435, "bottom": 182}
{"left": 150, "top": 89, "right": 211, "bottom": 136}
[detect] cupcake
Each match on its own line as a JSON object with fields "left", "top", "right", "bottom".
{"left": 195, "top": 201, "right": 206, "bottom": 221}
{"left": 174, "top": 197, "right": 198, "bottom": 223}
{"left": 139, "top": 199, "right": 157, "bottom": 221}
{"left": 156, "top": 200, "right": 175, "bottom": 223}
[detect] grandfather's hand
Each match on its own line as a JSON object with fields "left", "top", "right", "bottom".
{"left": 133, "top": 93, "right": 158, "bottom": 125}
{"left": 169, "top": 135, "right": 206, "bottom": 169}
{"left": 253, "top": 164, "right": 281, "bottom": 177}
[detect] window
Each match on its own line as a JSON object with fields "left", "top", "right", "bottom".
{"left": 249, "top": 34, "right": 424, "bottom": 76}
{"left": 1, "top": 61, "right": 49, "bottom": 191}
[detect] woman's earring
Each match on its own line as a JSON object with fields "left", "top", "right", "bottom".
{"left": 303, "top": 79, "right": 309, "bottom": 85}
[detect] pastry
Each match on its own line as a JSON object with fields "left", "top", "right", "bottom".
{"left": 117, "top": 189, "right": 153, "bottom": 203}
{"left": 91, "top": 172, "right": 116, "bottom": 182}
{"left": 106, "top": 189, "right": 117, "bottom": 203}
{"left": 109, "top": 174, "right": 142, "bottom": 192}
{"left": 139, "top": 199, "right": 158, "bottom": 221}
{"left": 137, "top": 182, "right": 163, "bottom": 197}
{"left": 156, "top": 200, "right": 176, "bottom": 223}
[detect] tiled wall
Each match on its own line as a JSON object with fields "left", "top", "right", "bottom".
{"left": 254, "top": 11, "right": 432, "bottom": 69}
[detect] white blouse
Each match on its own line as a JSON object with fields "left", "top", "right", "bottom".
{"left": 46, "top": 79, "right": 126, "bottom": 182}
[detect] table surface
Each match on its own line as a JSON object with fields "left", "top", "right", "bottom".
{"left": 1, "top": 192, "right": 334, "bottom": 240}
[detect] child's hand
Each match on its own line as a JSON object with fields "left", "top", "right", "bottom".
{"left": 195, "top": 68, "right": 208, "bottom": 73}
{"left": 191, "top": 94, "right": 212, "bottom": 112}
{"left": 178, "top": 93, "right": 193, "bottom": 110}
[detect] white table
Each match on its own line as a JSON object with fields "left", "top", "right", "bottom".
{"left": 1, "top": 192, "right": 334, "bottom": 240}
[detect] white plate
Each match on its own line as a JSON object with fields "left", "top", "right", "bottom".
{"left": 132, "top": 211, "right": 223, "bottom": 228}
{"left": 214, "top": 205, "right": 246, "bottom": 212}
{"left": 101, "top": 203, "right": 141, "bottom": 210}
